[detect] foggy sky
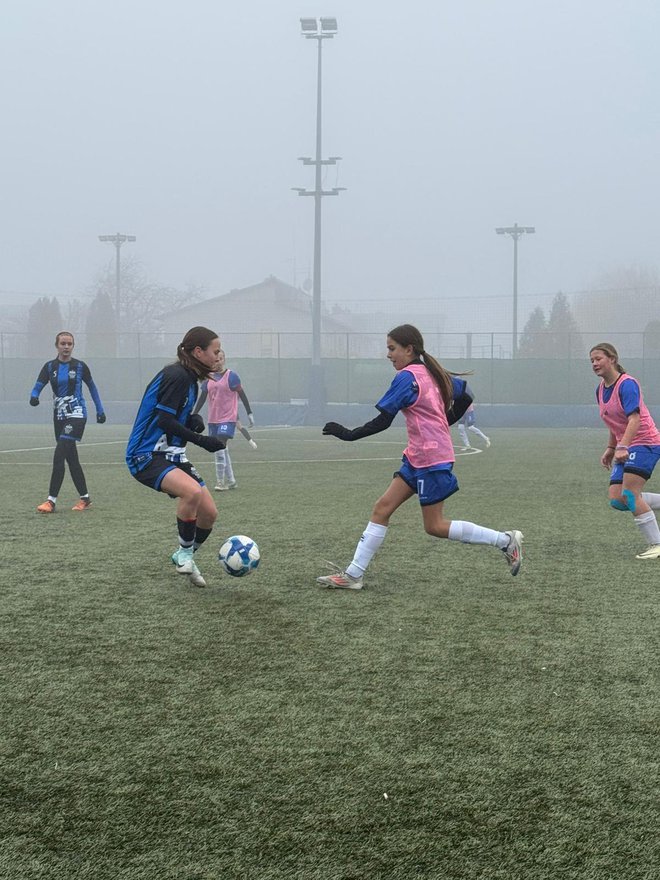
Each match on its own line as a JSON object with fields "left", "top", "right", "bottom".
{"left": 1, "top": 0, "right": 659, "bottom": 331}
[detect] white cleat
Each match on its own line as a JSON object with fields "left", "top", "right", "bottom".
{"left": 248, "top": 439, "right": 258, "bottom": 450}
{"left": 485, "top": 437, "right": 491, "bottom": 448}
{"left": 635, "top": 544, "right": 660, "bottom": 560}
{"left": 316, "top": 571, "right": 363, "bottom": 590}
{"left": 188, "top": 560, "right": 207, "bottom": 587}
{"left": 502, "top": 530, "right": 523, "bottom": 576}
{"left": 171, "top": 547, "right": 194, "bottom": 574}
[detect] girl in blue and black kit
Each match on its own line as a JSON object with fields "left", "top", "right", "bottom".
{"left": 30, "top": 331, "right": 106, "bottom": 513}
{"left": 126, "top": 326, "right": 226, "bottom": 588}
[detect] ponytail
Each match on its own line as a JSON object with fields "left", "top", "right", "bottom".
{"left": 388, "top": 324, "right": 472, "bottom": 412}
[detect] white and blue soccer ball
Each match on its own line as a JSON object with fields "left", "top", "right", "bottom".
{"left": 218, "top": 535, "right": 260, "bottom": 578}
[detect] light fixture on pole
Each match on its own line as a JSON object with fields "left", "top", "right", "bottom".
{"left": 98, "top": 232, "right": 136, "bottom": 326}
{"left": 294, "top": 16, "right": 344, "bottom": 423}
{"left": 495, "top": 223, "right": 535, "bottom": 358}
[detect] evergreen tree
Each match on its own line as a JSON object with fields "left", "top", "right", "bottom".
{"left": 518, "top": 306, "right": 548, "bottom": 358}
{"left": 85, "top": 291, "right": 118, "bottom": 356}
{"left": 27, "top": 297, "right": 64, "bottom": 355}
{"left": 547, "top": 292, "right": 583, "bottom": 358}
{"left": 643, "top": 320, "right": 660, "bottom": 357}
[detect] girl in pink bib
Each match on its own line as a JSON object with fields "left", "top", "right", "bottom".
{"left": 591, "top": 342, "right": 660, "bottom": 559}
{"left": 316, "top": 324, "right": 524, "bottom": 590}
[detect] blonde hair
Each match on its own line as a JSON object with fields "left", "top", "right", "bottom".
{"left": 590, "top": 342, "right": 624, "bottom": 374}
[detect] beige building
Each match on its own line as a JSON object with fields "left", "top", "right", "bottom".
{"left": 159, "top": 275, "right": 354, "bottom": 358}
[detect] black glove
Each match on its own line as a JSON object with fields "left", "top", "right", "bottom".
{"left": 97, "top": 413, "right": 106, "bottom": 424}
{"left": 188, "top": 413, "right": 205, "bottom": 433}
{"left": 322, "top": 421, "right": 351, "bottom": 441}
{"left": 197, "top": 434, "right": 226, "bottom": 453}
{"left": 29, "top": 397, "right": 39, "bottom": 407}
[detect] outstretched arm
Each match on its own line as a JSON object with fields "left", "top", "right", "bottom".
{"left": 322, "top": 409, "right": 395, "bottom": 441}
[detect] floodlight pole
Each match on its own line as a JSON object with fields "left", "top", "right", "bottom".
{"left": 495, "top": 223, "right": 535, "bottom": 357}
{"left": 98, "top": 232, "right": 136, "bottom": 326}
{"left": 295, "top": 17, "right": 344, "bottom": 423}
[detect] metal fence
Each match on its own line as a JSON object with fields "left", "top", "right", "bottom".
{"left": 1, "top": 329, "right": 653, "bottom": 361}
{"left": 4, "top": 330, "right": 659, "bottom": 405}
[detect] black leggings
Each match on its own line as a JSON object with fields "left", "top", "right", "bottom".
{"left": 49, "top": 440, "right": 88, "bottom": 497}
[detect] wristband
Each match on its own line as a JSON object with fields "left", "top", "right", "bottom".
{"left": 616, "top": 445, "right": 629, "bottom": 450}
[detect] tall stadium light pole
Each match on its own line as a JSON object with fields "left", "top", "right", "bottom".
{"left": 294, "top": 17, "right": 345, "bottom": 422}
{"left": 98, "top": 232, "right": 136, "bottom": 327}
{"left": 495, "top": 223, "right": 535, "bottom": 358}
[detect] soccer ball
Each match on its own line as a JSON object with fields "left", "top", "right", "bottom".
{"left": 218, "top": 535, "right": 260, "bottom": 578}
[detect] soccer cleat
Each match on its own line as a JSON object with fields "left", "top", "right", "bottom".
{"left": 188, "top": 560, "right": 207, "bottom": 587}
{"left": 171, "top": 546, "right": 194, "bottom": 574}
{"left": 502, "top": 530, "right": 524, "bottom": 576}
{"left": 485, "top": 437, "right": 491, "bottom": 448}
{"left": 316, "top": 571, "right": 363, "bottom": 591}
{"left": 635, "top": 544, "right": 660, "bottom": 560}
{"left": 227, "top": 481, "right": 238, "bottom": 490}
{"left": 37, "top": 500, "right": 55, "bottom": 513}
{"left": 214, "top": 482, "right": 228, "bottom": 491}
{"left": 248, "top": 439, "right": 258, "bottom": 450}
{"left": 71, "top": 498, "right": 92, "bottom": 511}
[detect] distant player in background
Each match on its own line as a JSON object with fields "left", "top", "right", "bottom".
{"left": 317, "top": 324, "right": 523, "bottom": 590}
{"left": 591, "top": 342, "right": 660, "bottom": 559}
{"left": 192, "top": 349, "right": 256, "bottom": 491}
{"left": 30, "top": 331, "right": 106, "bottom": 513}
{"left": 126, "top": 326, "right": 226, "bottom": 588}
{"left": 457, "top": 404, "right": 490, "bottom": 449}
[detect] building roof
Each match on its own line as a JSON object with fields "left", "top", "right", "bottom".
{"left": 160, "top": 275, "right": 352, "bottom": 332}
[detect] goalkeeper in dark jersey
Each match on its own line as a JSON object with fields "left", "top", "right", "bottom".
{"left": 30, "top": 331, "right": 106, "bottom": 513}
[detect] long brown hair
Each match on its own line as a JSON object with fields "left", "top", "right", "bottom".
{"left": 176, "top": 326, "right": 219, "bottom": 380}
{"left": 590, "top": 342, "right": 625, "bottom": 374}
{"left": 388, "top": 324, "right": 470, "bottom": 412}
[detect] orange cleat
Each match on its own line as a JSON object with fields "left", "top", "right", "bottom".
{"left": 37, "top": 500, "right": 56, "bottom": 513}
{"left": 72, "top": 498, "right": 92, "bottom": 511}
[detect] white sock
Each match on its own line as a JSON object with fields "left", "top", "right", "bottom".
{"left": 346, "top": 521, "right": 388, "bottom": 577}
{"left": 634, "top": 511, "right": 660, "bottom": 545}
{"left": 641, "top": 492, "right": 660, "bottom": 510}
{"left": 49, "top": 495, "right": 57, "bottom": 504}
{"left": 448, "top": 520, "right": 509, "bottom": 549}
{"left": 458, "top": 427, "right": 469, "bottom": 446}
{"left": 469, "top": 426, "right": 489, "bottom": 442}
{"left": 224, "top": 451, "right": 235, "bottom": 484}
{"left": 215, "top": 449, "right": 226, "bottom": 483}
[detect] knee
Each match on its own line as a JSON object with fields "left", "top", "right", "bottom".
{"left": 184, "top": 483, "right": 204, "bottom": 506}
{"left": 371, "top": 498, "right": 390, "bottom": 521}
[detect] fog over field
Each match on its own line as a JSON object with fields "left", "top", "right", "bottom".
{"left": 1, "top": 0, "right": 659, "bottom": 332}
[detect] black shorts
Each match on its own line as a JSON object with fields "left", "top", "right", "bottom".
{"left": 54, "top": 417, "right": 86, "bottom": 442}
{"left": 130, "top": 455, "right": 206, "bottom": 494}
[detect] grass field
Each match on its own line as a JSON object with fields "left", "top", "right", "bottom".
{"left": 1, "top": 424, "right": 658, "bottom": 879}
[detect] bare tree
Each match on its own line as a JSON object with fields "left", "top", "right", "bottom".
{"left": 90, "top": 256, "right": 207, "bottom": 333}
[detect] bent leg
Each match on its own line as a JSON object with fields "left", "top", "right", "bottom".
{"left": 343, "top": 477, "right": 414, "bottom": 579}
